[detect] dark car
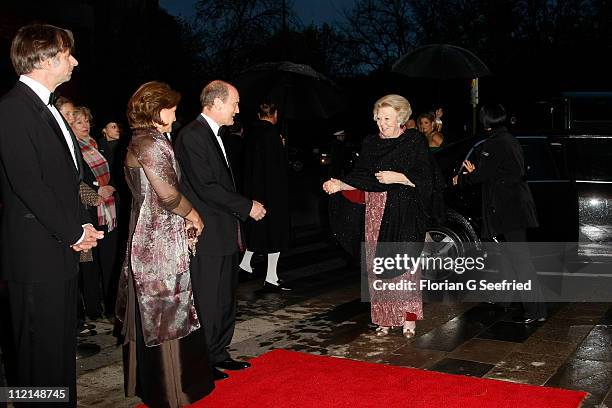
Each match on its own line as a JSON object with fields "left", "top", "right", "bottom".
{"left": 428, "top": 133, "right": 612, "bottom": 255}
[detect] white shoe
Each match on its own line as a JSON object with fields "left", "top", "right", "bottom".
{"left": 375, "top": 326, "right": 390, "bottom": 336}
{"left": 402, "top": 322, "right": 416, "bottom": 339}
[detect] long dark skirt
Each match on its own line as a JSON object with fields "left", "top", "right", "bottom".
{"left": 122, "top": 275, "right": 214, "bottom": 408}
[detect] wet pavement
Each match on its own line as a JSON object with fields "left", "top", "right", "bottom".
{"left": 57, "top": 225, "right": 612, "bottom": 407}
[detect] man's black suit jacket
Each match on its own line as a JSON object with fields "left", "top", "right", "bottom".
{"left": 0, "top": 81, "right": 84, "bottom": 283}
{"left": 175, "top": 115, "right": 252, "bottom": 256}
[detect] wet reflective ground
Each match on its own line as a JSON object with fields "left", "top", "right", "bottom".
{"left": 46, "top": 226, "right": 612, "bottom": 407}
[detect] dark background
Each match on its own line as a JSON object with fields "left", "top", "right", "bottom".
{"left": 1, "top": 0, "right": 611, "bottom": 151}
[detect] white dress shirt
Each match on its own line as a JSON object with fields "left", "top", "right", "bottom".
{"left": 201, "top": 113, "right": 229, "bottom": 166}
{"left": 19, "top": 75, "right": 78, "bottom": 169}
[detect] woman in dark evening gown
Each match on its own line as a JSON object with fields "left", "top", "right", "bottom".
{"left": 324, "top": 94, "right": 438, "bottom": 338}
{"left": 115, "top": 81, "right": 214, "bottom": 407}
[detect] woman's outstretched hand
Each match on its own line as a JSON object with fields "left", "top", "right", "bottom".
{"left": 375, "top": 171, "right": 415, "bottom": 187}
{"left": 323, "top": 178, "right": 343, "bottom": 194}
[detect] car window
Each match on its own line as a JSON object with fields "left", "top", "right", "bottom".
{"left": 571, "top": 138, "right": 612, "bottom": 182}
{"left": 518, "top": 137, "right": 563, "bottom": 181}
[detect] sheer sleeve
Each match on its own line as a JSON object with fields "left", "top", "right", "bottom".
{"left": 127, "top": 134, "right": 193, "bottom": 218}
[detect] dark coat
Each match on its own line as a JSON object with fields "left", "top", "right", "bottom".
{"left": 241, "top": 120, "right": 290, "bottom": 252}
{"left": 222, "top": 130, "right": 245, "bottom": 192}
{"left": 337, "top": 129, "right": 438, "bottom": 276}
{"left": 96, "top": 138, "right": 119, "bottom": 175}
{"left": 175, "top": 115, "right": 252, "bottom": 256}
{"left": 97, "top": 137, "right": 127, "bottom": 185}
{"left": 462, "top": 126, "right": 538, "bottom": 238}
{"left": 0, "top": 81, "right": 84, "bottom": 283}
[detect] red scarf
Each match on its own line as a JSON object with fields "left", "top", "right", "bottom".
{"left": 78, "top": 137, "right": 117, "bottom": 231}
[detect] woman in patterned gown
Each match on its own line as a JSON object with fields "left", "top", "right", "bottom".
{"left": 323, "top": 94, "right": 437, "bottom": 338}
{"left": 115, "top": 81, "right": 214, "bottom": 407}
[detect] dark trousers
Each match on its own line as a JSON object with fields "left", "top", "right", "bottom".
{"left": 79, "top": 226, "right": 120, "bottom": 320}
{"left": 8, "top": 276, "right": 78, "bottom": 407}
{"left": 79, "top": 257, "right": 103, "bottom": 319}
{"left": 190, "top": 252, "right": 239, "bottom": 365}
{"left": 500, "top": 229, "right": 547, "bottom": 319}
{"left": 0, "top": 282, "right": 16, "bottom": 388}
{"left": 97, "top": 226, "right": 119, "bottom": 317}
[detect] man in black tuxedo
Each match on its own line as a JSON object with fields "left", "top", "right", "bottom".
{"left": 0, "top": 24, "right": 104, "bottom": 406}
{"left": 175, "top": 80, "right": 266, "bottom": 380}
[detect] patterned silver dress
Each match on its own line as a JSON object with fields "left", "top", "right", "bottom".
{"left": 115, "top": 128, "right": 213, "bottom": 407}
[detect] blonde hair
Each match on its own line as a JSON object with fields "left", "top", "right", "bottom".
{"left": 72, "top": 106, "right": 92, "bottom": 122}
{"left": 372, "top": 94, "right": 412, "bottom": 125}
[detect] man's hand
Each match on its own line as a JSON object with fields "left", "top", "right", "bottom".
{"left": 249, "top": 200, "right": 266, "bottom": 221}
{"left": 71, "top": 224, "right": 104, "bottom": 252}
{"left": 98, "top": 185, "right": 115, "bottom": 199}
{"left": 185, "top": 208, "right": 204, "bottom": 236}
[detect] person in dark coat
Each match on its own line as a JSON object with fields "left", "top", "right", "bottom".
{"left": 97, "top": 120, "right": 122, "bottom": 173}
{"left": 329, "top": 129, "right": 348, "bottom": 178}
{"left": 238, "top": 102, "right": 291, "bottom": 291}
{"left": 453, "top": 103, "right": 546, "bottom": 323}
{"left": 222, "top": 119, "right": 245, "bottom": 193}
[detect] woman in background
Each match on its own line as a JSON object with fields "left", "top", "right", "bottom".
{"left": 418, "top": 112, "right": 444, "bottom": 151}
{"left": 72, "top": 106, "right": 117, "bottom": 322}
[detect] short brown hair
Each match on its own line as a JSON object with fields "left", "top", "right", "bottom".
{"left": 200, "top": 80, "right": 230, "bottom": 108}
{"left": 55, "top": 96, "right": 73, "bottom": 110}
{"left": 10, "top": 24, "right": 74, "bottom": 75}
{"left": 258, "top": 102, "right": 277, "bottom": 118}
{"left": 127, "top": 81, "right": 181, "bottom": 129}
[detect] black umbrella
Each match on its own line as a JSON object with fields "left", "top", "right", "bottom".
{"left": 232, "top": 61, "right": 346, "bottom": 120}
{"left": 392, "top": 44, "right": 491, "bottom": 79}
{"left": 393, "top": 44, "right": 491, "bottom": 135}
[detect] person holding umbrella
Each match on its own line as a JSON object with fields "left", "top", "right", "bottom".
{"left": 239, "top": 102, "right": 291, "bottom": 291}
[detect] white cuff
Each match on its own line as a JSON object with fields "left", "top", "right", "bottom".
{"left": 73, "top": 223, "right": 92, "bottom": 245}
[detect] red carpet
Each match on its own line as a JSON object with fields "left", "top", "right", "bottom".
{"left": 142, "top": 349, "right": 587, "bottom": 407}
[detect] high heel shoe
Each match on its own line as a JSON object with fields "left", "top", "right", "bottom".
{"left": 375, "top": 326, "right": 390, "bottom": 336}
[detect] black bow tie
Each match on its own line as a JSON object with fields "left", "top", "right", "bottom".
{"left": 48, "top": 92, "right": 57, "bottom": 106}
